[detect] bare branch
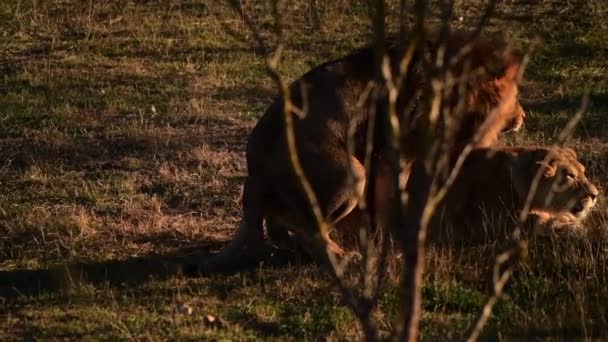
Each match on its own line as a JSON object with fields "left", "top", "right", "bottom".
{"left": 470, "top": 0, "right": 497, "bottom": 39}
{"left": 264, "top": 3, "right": 381, "bottom": 340}
{"left": 223, "top": 0, "right": 269, "bottom": 53}
{"left": 465, "top": 248, "right": 517, "bottom": 342}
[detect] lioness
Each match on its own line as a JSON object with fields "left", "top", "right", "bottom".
{"left": 431, "top": 146, "right": 599, "bottom": 243}
{"left": 196, "top": 31, "right": 527, "bottom": 274}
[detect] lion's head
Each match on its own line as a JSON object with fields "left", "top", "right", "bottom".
{"left": 511, "top": 147, "right": 599, "bottom": 219}
{"left": 476, "top": 46, "right": 525, "bottom": 134}
{"left": 433, "top": 32, "right": 526, "bottom": 148}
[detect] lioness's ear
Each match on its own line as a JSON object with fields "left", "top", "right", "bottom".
{"left": 564, "top": 147, "right": 577, "bottom": 159}
{"left": 537, "top": 161, "right": 556, "bottom": 178}
{"left": 531, "top": 149, "right": 557, "bottom": 178}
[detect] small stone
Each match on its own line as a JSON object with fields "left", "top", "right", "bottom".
{"left": 202, "top": 314, "right": 226, "bottom": 329}
{"left": 175, "top": 304, "right": 193, "bottom": 315}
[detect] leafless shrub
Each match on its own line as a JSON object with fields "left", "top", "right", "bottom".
{"left": 218, "top": 0, "right": 589, "bottom": 340}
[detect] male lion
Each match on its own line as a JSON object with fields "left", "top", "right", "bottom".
{"left": 431, "top": 146, "right": 599, "bottom": 243}
{"left": 195, "top": 31, "right": 526, "bottom": 274}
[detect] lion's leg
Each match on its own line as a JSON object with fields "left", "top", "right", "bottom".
{"left": 197, "top": 176, "right": 266, "bottom": 274}
{"left": 268, "top": 153, "right": 366, "bottom": 263}
{"left": 266, "top": 219, "right": 296, "bottom": 250}
{"left": 324, "top": 155, "right": 366, "bottom": 225}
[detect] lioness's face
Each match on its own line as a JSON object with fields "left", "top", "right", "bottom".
{"left": 533, "top": 148, "right": 599, "bottom": 219}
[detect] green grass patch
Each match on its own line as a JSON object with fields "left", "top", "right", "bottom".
{"left": 2, "top": 0, "right": 608, "bottom": 340}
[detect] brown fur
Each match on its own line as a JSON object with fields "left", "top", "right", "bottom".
{"left": 431, "top": 146, "right": 599, "bottom": 243}
{"left": 196, "top": 31, "right": 527, "bottom": 273}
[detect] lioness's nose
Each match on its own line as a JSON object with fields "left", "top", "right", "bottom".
{"left": 588, "top": 186, "right": 599, "bottom": 200}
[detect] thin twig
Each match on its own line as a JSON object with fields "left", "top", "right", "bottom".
{"left": 396, "top": 0, "right": 429, "bottom": 338}
{"left": 265, "top": 4, "right": 380, "bottom": 340}
{"left": 465, "top": 74, "right": 588, "bottom": 342}
{"left": 465, "top": 248, "right": 516, "bottom": 342}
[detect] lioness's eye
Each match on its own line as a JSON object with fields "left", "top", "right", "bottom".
{"left": 566, "top": 173, "right": 575, "bottom": 179}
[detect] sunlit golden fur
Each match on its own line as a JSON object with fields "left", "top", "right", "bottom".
{"left": 431, "top": 146, "right": 599, "bottom": 243}
{"left": 195, "top": 31, "right": 527, "bottom": 274}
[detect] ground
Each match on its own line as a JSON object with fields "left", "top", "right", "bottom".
{"left": 1, "top": 0, "right": 607, "bottom": 340}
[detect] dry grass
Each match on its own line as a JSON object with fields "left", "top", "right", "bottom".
{"left": 1, "top": 0, "right": 608, "bottom": 339}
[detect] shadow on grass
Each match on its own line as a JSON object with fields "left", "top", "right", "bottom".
{"left": 0, "top": 244, "right": 209, "bottom": 298}
{"left": 521, "top": 93, "right": 608, "bottom": 137}
{"left": 0, "top": 243, "right": 306, "bottom": 299}
{"left": 0, "top": 115, "right": 251, "bottom": 172}
{"left": 482, "top": 326, "right": 608, "bottom": 341}
{"left": 523, "top": 93, "right": 608, "bottom": 113}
